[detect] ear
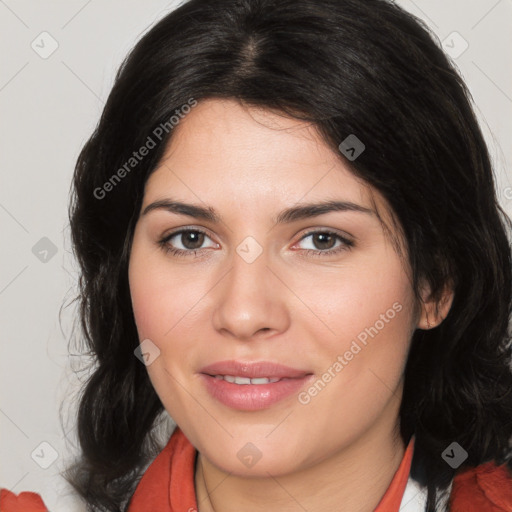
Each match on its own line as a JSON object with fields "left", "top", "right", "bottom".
{"left": 417, "top": 279, "right": 454, "bottom": 330}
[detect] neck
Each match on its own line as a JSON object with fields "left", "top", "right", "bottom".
{"left": 194, "top": 397, "right": 406, "bottom": 512}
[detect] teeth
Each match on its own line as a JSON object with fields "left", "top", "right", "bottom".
{"left": 214, "top": 375, "right": 281, "bottom": 384}
{"left": 251, "top": 377, "right": 276, "bottom": 384}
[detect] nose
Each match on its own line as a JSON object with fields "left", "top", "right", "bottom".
{"left": 211, "top": 246, "right": 290, "bottom": 341}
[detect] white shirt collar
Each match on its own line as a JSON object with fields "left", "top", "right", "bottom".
{"left": 399, "top": 457, "right": 453, "bottom": 511}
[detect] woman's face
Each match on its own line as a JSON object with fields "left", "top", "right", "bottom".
{"left": 128, "top": 98, "right": 420, "bottom": 477}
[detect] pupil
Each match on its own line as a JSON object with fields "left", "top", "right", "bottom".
{"left": 315, "top": 233, "right": 334, "bottom": 250}
{"left": 183, "top": 231, "right": 204, "bottom": 249}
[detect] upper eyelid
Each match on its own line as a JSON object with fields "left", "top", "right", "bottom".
{"left": 162, "top": 226, "right": 212, "bottom": 240}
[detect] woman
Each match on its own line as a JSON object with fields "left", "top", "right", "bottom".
{"left": 2, "top": 0, "right": 511, "bottom": 510}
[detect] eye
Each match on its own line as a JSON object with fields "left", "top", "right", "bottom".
{"left": 158, "top": 228, "right": 218, "bottom": 257}
{"left": 294, "top": 230, "right": 354, "bottom": 257}
{"left": 157, "top": 228, "right": 354, "bottom": 259}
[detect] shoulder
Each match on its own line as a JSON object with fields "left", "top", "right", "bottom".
{"left": 449, "top": 461, "right": 512, "bottom": 512}
{"left": 0, "top": 488, "right": 48, "bottom": 511}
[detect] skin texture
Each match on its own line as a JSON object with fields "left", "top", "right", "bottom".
{"left": 128, "top": 98, "right": 454, "bottom": 512}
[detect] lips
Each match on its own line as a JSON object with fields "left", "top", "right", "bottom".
{"left": 199, "top": 360, "right": 311, "bottom": 379}
{"left": 199, "top": 360, "right": 314, "bottom": 410}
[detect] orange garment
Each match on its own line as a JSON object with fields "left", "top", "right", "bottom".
{"left": 0, "top": 490, "right": 47, "bottom": 512}
{"left": 449, "top": 459, "right": 512, "bottom": 512}
{"left": 2, "top": 427, "right": 512, "bottom": 511}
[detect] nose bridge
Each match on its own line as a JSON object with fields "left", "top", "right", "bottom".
{"left": 212, "top": 239, "right": 287, "bottom": 338}
{"left": 225, "top": 242, "right": 272, "bottom": 311}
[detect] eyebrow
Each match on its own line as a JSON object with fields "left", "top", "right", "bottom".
{"left": 141, "top": 198, "right": 375, "bottom": 224}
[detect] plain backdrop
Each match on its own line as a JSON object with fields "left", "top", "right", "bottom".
{"left": 1, "top": 1, "right": 511, "bottom": 510}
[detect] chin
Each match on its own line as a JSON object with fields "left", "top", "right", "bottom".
{"left": 210, "top": 453, "right": 304, "bottom": 478}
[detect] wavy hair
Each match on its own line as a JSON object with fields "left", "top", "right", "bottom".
{"left": 65, "top": 0, "right": 512, "bottom": 510}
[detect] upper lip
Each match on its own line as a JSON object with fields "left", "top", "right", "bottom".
{"left": 200, "top": 360, "right": 312, "bottom": 379}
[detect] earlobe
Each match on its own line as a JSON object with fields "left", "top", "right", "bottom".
{"left": 417, "top": 280, "right": 455, "bottom": 330}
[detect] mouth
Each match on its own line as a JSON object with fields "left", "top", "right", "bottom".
{"left": 200, "top": 359, "right": 311, "bottom": 379}
{"left": 198, "top": 360, "right": 314, "bottom": 410}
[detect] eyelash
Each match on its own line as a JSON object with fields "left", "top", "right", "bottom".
{"left": 157, "top": 228, "right": 354, "bottom": 258}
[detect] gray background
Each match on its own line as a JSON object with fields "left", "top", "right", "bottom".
{"left": 1, "top": 1, "right": 511, "bottom": 510}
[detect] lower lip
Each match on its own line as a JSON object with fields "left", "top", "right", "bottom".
{"left": 200, "top": 374, "right": 314, "bottom": 411}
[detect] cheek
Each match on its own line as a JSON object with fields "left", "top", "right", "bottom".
{"left": 312, "top": 268, "right": 413, "bottom": 384}
{"left": 295, "top": 252, "right": 414, "bottom": 349}
{"left": 128, "top": 237, "right": 169, "bottom": 356}
{"left": 129, "top": 263, "right": 166, "bottom": 342}
{"left": 128, "top": 242, "right": 198, "bottom": 410}
{"left": 128, "top": 239, "right": 212, "bottom": 376}
{"left": 294, "top": 250, "right": 415, "bottom": 394}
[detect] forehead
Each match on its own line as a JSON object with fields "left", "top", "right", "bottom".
{"left": 145, "top": 98, "right": 373, "bottom": 207}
